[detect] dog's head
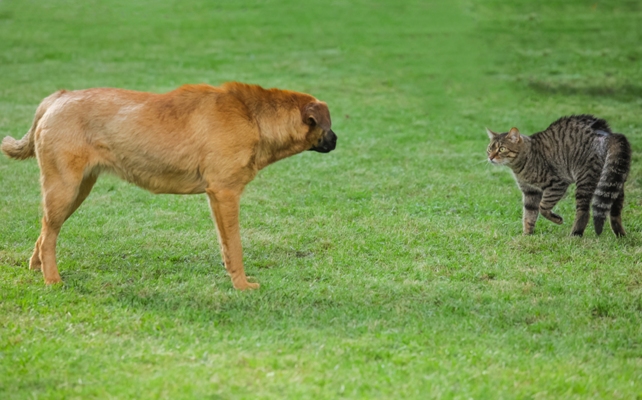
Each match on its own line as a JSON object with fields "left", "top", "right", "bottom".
{"left": 302, "top": 102, "right": 337, "bottom": 153}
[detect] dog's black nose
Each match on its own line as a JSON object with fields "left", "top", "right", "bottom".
{"left": 326, "top": 130, "right": 337, "bottom": 150}
{"left": 310, "top": 130, "right": 337, "bottom": 153}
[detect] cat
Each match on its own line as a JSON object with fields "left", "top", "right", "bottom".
{"left": 486, "top": 115, "right": 631, "bottom": 237}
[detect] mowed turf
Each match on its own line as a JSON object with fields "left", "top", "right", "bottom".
{"left": 1, "top": 0, "right": 642, "bottom": 398}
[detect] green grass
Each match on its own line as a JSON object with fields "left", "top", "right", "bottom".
{"left": 2, "top": 0, "right": 642, "bottom": 398}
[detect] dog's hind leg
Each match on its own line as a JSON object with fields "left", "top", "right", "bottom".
{"left": 29, "top": 235, "right": 44, "bottom": 271}
{"left": 33, "top": 150, "right": 94, "bottom": 284}
{"left": 65, "top": 174, "right": 98, "bottom": 221}
{"left": 30, "top": 174, "right": 97, "bottom": 273}
{"left": 206, "top": 187, "right": 259, "bottom": 290}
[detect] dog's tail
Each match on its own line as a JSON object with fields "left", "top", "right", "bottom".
{"left": 1, "top": 90, "right": 67, "bottom": 160}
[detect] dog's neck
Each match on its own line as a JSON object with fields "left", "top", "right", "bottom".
{"left": 223, "top": 83, "right": 315, "bottom": 170}
{"left": 254, "top": 122, "right": 310, "bottom": 170}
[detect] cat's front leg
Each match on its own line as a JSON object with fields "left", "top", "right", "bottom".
{"left": 540, "top": 210, "right": 564, "bottom": 225}
{"left": 538, "top": 181, "right": 569, "bottom": 225}
{"left": 521, "top": 187, "right": 543, "bottom": 235}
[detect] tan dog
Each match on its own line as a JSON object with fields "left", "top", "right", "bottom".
{"left": 1, "top": 82, "right": 337, "bottom": 290}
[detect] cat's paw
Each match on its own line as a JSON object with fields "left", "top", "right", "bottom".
{"left": 541, "top": 210, "right": 563, "bottom": 224}
{"left": 549, "top": 212, "right": 563, "bottom": 225}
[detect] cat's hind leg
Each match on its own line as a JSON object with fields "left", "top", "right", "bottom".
{"left": 571, "top": 178, "right": 599, "bottom": 237}
{"left": 607, "top": 187, "right": 626, "bottom": 237}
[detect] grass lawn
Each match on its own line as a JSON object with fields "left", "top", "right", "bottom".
{"left": 1, "top": 0, "right": 642, "bottom": 398}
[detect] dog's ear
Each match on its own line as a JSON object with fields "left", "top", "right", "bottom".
{"left": 303, "top": 102, "right": 331, "bottom": 128}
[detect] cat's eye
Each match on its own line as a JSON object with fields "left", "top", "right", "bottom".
{"left": 499, "top": 146, "right": 506, "bottom": 152}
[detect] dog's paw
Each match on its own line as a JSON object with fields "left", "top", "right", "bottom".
{"left": 233, "top": 280, "right": 260, "bottom": 290}
{"left": 44, "top": 275, "right": 62, "bottom": 285}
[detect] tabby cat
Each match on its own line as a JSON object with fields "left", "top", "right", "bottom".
{"left": 486, "top": 115, "right": 631, "bottom": 237}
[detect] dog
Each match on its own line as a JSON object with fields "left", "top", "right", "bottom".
{"left": 1, "top": 82, "right": 337, "bottom": 290}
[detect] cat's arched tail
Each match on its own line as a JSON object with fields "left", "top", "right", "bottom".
{"left": 592, "top": 133, "right": 631, "bottom": 236}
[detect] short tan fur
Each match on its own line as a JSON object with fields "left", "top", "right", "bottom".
{"left": 1, "top": 82, "right": 338, "bottom": 289}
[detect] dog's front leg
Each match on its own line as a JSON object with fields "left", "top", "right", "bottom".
{"left": 206, "top": 188, "right": 259, "bottom": 290}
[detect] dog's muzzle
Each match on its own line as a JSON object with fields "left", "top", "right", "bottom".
{"left": 309, "top": 130, "right": 337, "bottom": 153}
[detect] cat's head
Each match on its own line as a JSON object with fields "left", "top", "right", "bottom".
{"left": 486, "top": 127, "right": 524, "bottom": 166}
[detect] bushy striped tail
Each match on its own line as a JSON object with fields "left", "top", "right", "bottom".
{"left": 592, "top": 133, "right": 631, "bottom": 236}
{"left": 1, "top": 89, "right": 66, "bottom": 160}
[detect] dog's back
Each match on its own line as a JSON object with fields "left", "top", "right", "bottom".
{"left": 18, "top": 86, "right": 250, "bottom": 195}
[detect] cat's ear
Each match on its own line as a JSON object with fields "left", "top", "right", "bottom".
{"left": 486, "top": 128, "right": 498, "bottom": 140}
{"left": 507, "top": 127, "right": 522, "bottom": 143}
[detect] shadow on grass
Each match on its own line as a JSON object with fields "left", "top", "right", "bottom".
{"left": 527, "top": 80, "right": 642, "bottom": 102}
{"left": 58, "top": 266, "right": 570, "bottom": 347}
{"left": 60, "top": 262, "right": 448, "bottom": 332}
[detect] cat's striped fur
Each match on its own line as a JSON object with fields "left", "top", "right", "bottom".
{"left": 486, "top": 115, "right": 631, "bottom": 237}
